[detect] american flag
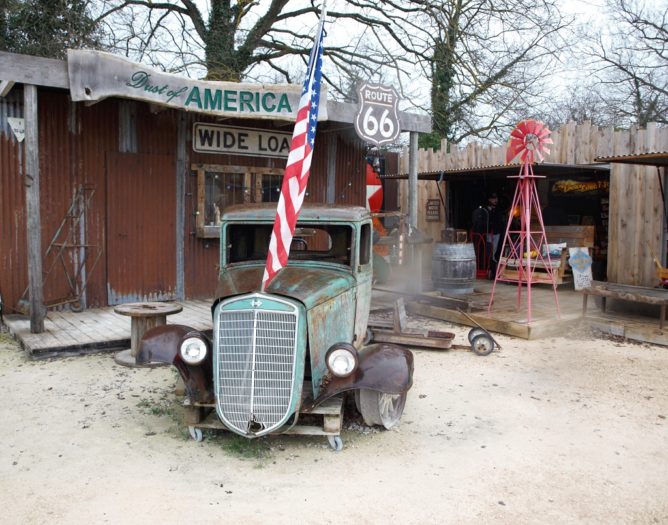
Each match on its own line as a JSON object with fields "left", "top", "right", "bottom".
{"left": 261, "top": 8, "right": 326, "bottom": 291}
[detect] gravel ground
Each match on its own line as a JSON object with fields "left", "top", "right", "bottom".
{"left": 0, "top": 320, "right": 666, "bottom": 524}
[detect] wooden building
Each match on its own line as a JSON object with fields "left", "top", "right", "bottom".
{"left": 395, "top": 122, "right": 668, "bottom": 288}
{"left": 0, "top": 50, "right": 430, "bottom": 331}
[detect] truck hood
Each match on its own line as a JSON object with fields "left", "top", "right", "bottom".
{"left": 214, "top": 265, "right": 356, "bottom": 310}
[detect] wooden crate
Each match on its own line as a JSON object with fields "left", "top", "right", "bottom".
{"left": 186, "top": 385, "right": 344, "bottom": 438}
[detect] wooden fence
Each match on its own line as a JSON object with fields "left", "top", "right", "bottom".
{"left": 398, "top": 122, "right": 668, "bottom": 286}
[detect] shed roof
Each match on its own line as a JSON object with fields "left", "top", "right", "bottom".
{"left": 0, "top": 50, "right": 431, "bottom": 132}
{"left": 594, "top": 152, "right": 668, "bottom": 167}
{"left": 381, "top": 162, "right": 610, "bottom": 181}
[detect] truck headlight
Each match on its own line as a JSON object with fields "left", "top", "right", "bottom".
{"left": 326, "top": 343, "right": 358, "bottom": 378}
{"left": 180, "top": 336, "right": 207, "bottom": 365}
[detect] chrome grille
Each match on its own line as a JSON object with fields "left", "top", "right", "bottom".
{"left": 214, "top": 296, "right": 298, "bottom": 436}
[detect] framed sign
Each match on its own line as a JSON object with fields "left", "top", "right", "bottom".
{"left": 426, "top": 199, "right": 441, "bottom": 221}
{"left": 193, "top": 123, "right": 291, "bottom": 158}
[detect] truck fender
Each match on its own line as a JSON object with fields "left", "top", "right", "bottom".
{"left": 138, "top": 324, "right": 214, "bottom": 404}
{"left": 309, "top": 343, "right": 414, "bottom": 408}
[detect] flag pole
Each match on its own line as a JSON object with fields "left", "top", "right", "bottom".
{"left": 260, "top": 2, "right": 328, "bottom": 292}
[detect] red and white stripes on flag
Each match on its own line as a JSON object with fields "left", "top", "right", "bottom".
{"left": 261, "top": 7, "right": 327, "bottom": 291}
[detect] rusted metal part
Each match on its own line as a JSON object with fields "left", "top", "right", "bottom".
{"left": 307, "top": 343, "right": 414, "bottom": 409}
{"left": 137, "top": 324, "right": 214, "bottom": 403}
{"left": 214, "top": 265, "right": 356, "bottom": 310}
{"left": 307, "top": 290, "right": 355, "bottom": 396}
{"left": 353, "top": 264, "right": 373, "bottom": 348}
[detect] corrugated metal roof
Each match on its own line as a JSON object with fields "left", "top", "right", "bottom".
{"left": 594, "top": 152, "right": 668, "bottom": 167}
{"left": 381, "top": 162, "right": 610, "bottom": 180}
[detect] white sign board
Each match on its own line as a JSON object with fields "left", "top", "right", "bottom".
{"left": 193, "top": 123, "right": 291, "bottom": 158}
{"left": 354, "top": 83, "right": 401, "bottom": 146}
{"left": 568, "top": 247, "right": 593, "bottom": 290}
{"left": 7, "top": 117, "right": 25, "bottom": 142}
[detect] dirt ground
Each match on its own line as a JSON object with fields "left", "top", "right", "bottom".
{"left": 1, "top": 319, "right": 667, "bottom": 524}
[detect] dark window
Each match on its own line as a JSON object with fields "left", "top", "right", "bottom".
{"left": 261, "top": 174, "right": 282, "bottom": 202}
{"left": 227, "top": 223, "right": 353, "bottom": 266}
{"left": 359, "top": 223, "right": 371, "bottom": 265}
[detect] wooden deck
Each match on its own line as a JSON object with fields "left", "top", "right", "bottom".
{"left": 3, "top": 299, "right": 214, "bottom": 358}
{"left": 3, "top": 282, "right": 668, "bottom": 358}
{"left": 401, "top": 280, "right": 668, "bottom": 345}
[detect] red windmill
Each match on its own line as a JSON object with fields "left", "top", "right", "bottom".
{"left": 488, "top": 120, "right": 560, "bottom": 322}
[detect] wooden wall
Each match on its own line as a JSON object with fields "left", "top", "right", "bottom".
{"left": 399, "top": 122, "right": 668, "bottom": 287}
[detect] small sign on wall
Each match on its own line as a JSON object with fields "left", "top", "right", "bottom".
{"left": 7, "top": 117, "right": 25, "bottom": 142}
{"left": 192, "top": 123, "right": 291, "bottom": 158}
{"left": 426, "top": 199, "right": 441, "bottom": 222}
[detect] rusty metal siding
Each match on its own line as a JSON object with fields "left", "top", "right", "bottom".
{"left": 1, "top": 91, "right": 368, "bottom": 310}
{"left": 75, "top": 96, "right": 118, "bottom": 307}
{"left": 333, "top": 129, "right": 366, "bottom": 207}
{"left": 106, "top": 152, "right": 176, "bottom": 304}
{"left": 136, "top": 104, "right": 178, "bottom": 155}
{"left": 0, "top": 88, "right": 27, "bottom": 312}
{"left": 37, "top": 90, "right": 118, "bottom": 309}
{"left": 304, "top": 125, "right": 366, "bottom": 205}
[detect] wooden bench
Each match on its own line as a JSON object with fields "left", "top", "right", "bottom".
{"left": 500, "top": 225, "right": 595, "bottom": 284}
{"left": 582, "top": 281, "right": 668, "bottom": 329}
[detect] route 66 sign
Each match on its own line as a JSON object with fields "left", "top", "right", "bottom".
{"left": 354, "top": 83, "right": 401, "bottom": 146}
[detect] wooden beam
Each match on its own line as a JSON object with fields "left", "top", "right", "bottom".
{"left": 0, "top": 79, "right": 15, "bottom": 97}
{"left": 406, "top": 302, "right": 531, "bottom": 339}
{"left": 0, "top": 51, "right": 68, "bottom": 89}
{"left": 23, "top": 84, "right": 45, "bottom": 333}
{"left": 326, "top": 100, "right": 432, "bottom": 133}
{"left": 118, "top": 100, "right": 137, "bottom": 153}
{"left": 196, "top": 169, "right": 206, "bottom": 236}
{"left": 175, "top": 112, "right": 186, "bottom": 300}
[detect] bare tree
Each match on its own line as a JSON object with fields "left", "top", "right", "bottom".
{"left": 586, "top": 0, "right": 668, "bottom": 127}
{"left": 94, "top": 0, "right": 570, "bottom": 144}
{"left": 407, "top": 1, "right": 569, "bottom": 146}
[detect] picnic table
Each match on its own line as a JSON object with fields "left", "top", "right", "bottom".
{"left": 582, "top": 281, "right": 668, "bottom": 329}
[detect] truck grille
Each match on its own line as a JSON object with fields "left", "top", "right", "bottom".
{"left": 214, "top": 295, "right": 298, "bottom": 436}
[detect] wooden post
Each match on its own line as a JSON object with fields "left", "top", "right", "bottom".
{"left": 175, "top": 112, "right": 186, "bottom": 300}
{"left": 408, "top": 131, "right": 418, "bottom": 230}
{"left": 409, "top": 131, "right": 421, "bottom": 291}
{"left": 23, "top": 84, "right": 45, "bottom": 333}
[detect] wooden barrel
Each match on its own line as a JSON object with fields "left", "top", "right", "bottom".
{"left": 432, "top": 243, "right": 476, "bottom": 295}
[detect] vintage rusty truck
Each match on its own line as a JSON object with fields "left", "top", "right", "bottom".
{"left": 138, "top": 203, "right": 413, "bottom": 450}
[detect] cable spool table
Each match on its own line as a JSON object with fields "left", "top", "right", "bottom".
{"left": 113, "top": 302, "right": 183, "bottom": 367}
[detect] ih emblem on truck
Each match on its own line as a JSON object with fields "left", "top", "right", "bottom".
{"left": 250, "top": 298, "right": 263, "bottom": 308}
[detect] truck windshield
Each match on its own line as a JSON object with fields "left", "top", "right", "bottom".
{"left": 226, "top": 223, "right": 353, "bottom": 266}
